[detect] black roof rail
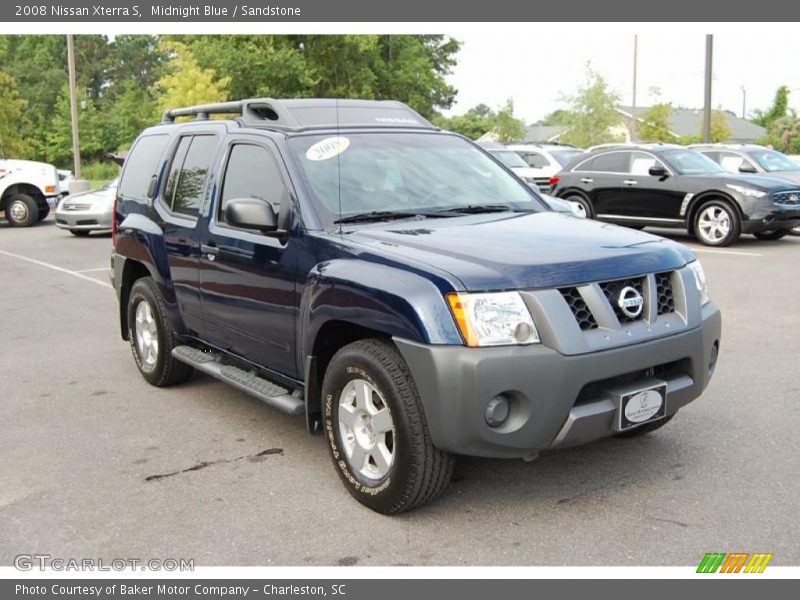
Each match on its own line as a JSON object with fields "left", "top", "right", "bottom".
{"left": 161, "top": 98, "right": 438, "bottom": 132}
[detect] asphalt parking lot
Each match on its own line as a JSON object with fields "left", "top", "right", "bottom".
{"left": 1, "top": 217, "right": 798, "bottom": 567}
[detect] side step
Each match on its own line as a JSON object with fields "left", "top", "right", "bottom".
{"left": 172, "top": 346, "right": 304, "bottom": 416}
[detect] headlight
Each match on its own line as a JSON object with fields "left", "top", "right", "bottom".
{"left": 447, "top": 291, "right": 540, "bottom": 347}
{"left": 725, "top": 184, "right": 766, "bottom": 198}
{"left": 687, "top": 260, "right": 709, "bottom": 305}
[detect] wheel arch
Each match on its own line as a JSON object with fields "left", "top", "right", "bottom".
{"left": 118, "top": 259, "right": 155, "bottom": 341}
{"left": 1, "top": 183, "right": 47, "bottom": 208}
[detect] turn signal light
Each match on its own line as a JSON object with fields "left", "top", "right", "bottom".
{"left": 45, "top": 185, "right": 56, "bottom": 193}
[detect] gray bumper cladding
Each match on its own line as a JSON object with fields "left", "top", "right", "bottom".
{"left": 395, "top": 303, "right": 721, "bottom": 459}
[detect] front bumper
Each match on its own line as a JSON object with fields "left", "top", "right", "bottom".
{"left": 395, "top": 302, "right": 721, "bottom": 459}
{"left": 55, "top": 208, "right": 113, "bottom": 231}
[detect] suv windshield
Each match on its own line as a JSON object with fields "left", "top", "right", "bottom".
{"left": 288, "top": 133, "right": 543, "bottom": 227}
{"left": 747, "top": 149, "right": 799, "bottom": 172}
{"left": 661, "top": 149, "right": 725, "bottom": 175}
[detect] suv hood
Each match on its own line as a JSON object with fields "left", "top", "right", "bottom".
{"left": 709, "top": 172, "right": 800, "bottom": 191}
{"left": 347, "top": 212, "right": 694, "bottom": 291}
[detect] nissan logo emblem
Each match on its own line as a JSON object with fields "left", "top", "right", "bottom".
{"left": 617, "top": 286, "right": 644, "bottom": 319}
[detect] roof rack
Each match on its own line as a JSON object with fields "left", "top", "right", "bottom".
{"left": 161, "top": 98, "right": 437, "bottom": 132}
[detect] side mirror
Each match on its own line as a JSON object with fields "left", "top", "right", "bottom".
{"left": 739, "top": 162, "right": 757, "bottom": 174}
{"left": 648, "top": 165, "right": 669, "bottom": 178}
{"left": 225, "top": 198, "right": 278, "bottom": 233}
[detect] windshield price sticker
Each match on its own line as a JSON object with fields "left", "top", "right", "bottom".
{"left": 306, "top": 137, "right": 351, "bottom": 161}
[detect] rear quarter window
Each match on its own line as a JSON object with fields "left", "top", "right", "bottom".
{"left": 118, "top": 134, "right": 169, "bottom": 201}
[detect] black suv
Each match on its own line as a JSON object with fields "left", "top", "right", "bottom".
{"left": 551, "top": 143, "right": 800, "bottom": 246}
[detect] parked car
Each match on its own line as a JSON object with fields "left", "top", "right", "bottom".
{"left": 551, "top": 143, "right": 800, "bottom": 246}
{"left": 480, "top": 143, "right": 542, "bottom": 185}
{"left": 507, "top": 143, "right": 583, "bottom": 193}
{"left": 113, "top": 98, "right": 720, "bottom": 514}
{"left": 0, "top": 158, "right": 60, "bottom": 226}
{"left": 692, "top": 144, "right": 800, "bottom": 236}
{"left": 55, "top": 178, "right": 118, "bottom": 236}
{"left": 57, "top": 169, "right": 73, "bottom": 198}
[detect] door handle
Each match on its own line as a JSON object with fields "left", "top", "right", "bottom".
{"left": 200, "top": 243, "right": 219, "bottom": 258}
{"left": 623, "top": 180, "right": 638, "bottom": 186}
{"left": 580, "top": 178, "right": 594, "bottom": 184}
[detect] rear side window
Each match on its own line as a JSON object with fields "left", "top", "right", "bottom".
{"left": 219, "top": 144, "right": 289, "bottom": 223}
{"left": 164, "top": 135, "right": 218, "bottom": 217}
{"left": 118, "top": 134, "right": 169, "bottom": 201}
{"left": 588, "top": 152, "right": 629, "bottom": 173}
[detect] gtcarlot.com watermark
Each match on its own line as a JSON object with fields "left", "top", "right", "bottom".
{"left": 14, "top": 554, "right": 194, "bottom": 572}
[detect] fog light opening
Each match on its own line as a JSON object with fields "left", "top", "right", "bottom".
{"left": 485, "top": 395, "right": 511, "bottom": 428}
{"left": 708, "top": 340, "right": 719, "bottom": 376}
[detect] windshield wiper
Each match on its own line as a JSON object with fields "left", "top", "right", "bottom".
{"left": 434, "top": 204, "right": 516, "bottom": 214}
{"left": 334, "top": 210, "right": 446, "bottom": 224}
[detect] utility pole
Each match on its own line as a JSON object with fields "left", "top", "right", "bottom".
{"left": 741, "top": 86, "right": 747, "bottom": 119}
{"left": 631, "top": 34, "right": 638, "bottom": 142}
{"left": 66, "top": 35, "right": 88, "bottom": 194}
{"left": 702, "top": 34, "right": 713, "bottom": 143}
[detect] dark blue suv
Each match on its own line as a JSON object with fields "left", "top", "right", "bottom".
{"left": 111, "top": 99, "right": 721, "bottom": 513}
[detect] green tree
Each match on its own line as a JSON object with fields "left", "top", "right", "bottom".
{"left": 175, "top": 35, "right": 459, "bottom": 119}
{"left": 155, "top": 41, "right": 231, "bottom": 116}
{"left": 639, "top": 103, "right": 675, "bottom": 142}
{"left": 709, "top": 109, "right": 732, "bottom": 143}
{"left": 46, "top": 86, "right": 115, "bottom": 166}
{"left": 434, "top": 104, "right": 497, "bottom": 139}
{"left": 752, "top": 86, "right": 789, "bottom": 127}
{"left": 558, "top": 66, "right": 624, "bottom": 147}
{"left": 0, "top": 71, "right": 28, "bottom": 157}
{"left": 536, "top": 109, "right": 570, "bottom": 126}
{"left": 493, "top": 99, "right": 526, "bottom": 142}
{"left": 763, "top": 109, "right": 800, "bottom": 153}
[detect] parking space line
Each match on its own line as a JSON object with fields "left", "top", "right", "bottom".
{"left": 689, "top": 248, "right": 762, "bottom": 257}
{"left": 75, "top": 267, "right": 112, "bottom": 273}
{"left": 0, "top": 249, "right": 112, "bottom": 289}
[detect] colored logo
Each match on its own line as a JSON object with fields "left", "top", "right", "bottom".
{"left": 697, "top": 552, "right": 773, "bottom": 573}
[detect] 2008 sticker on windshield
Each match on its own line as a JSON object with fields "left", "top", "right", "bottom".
{"left": 306, "top": 137, "right": 351, "bottom": 161}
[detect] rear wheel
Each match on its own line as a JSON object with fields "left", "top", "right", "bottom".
{"left": 4, "top": 193, "right": 38, "bottom": 227}
{"left": 753, "top": 229, "right": 790, "bottom": 241}
{"left": 322, "top": 338, "right": 454, "bottom": 514}
{"left": 564, "top": 194, "right": 593, "bottom": 219}
{"left": 694, "top": 201, "right": 741, "bottom": 246}
{"left": 127, "top": 277, "right": 193, "bottom": 387}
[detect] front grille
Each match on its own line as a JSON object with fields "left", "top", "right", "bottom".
{"left": 773, "top": 191, "right": 800, "bottom": 205}
{"left": 599, "top": 277, "right": 645, "bottom": 324}
{"left": 56, "top": 218, "right": 67, "bottom": 224}
{"left": 560, "top": 287, "right": 598, "bottom": 330}
{"left": 654, "top": 272, "right": 675, "bottom": 315}
{"left": 64, "top": 203, "right": 92, "bottom": 211}
{"left": 76, "top": 219, "right": 97, "bottom": 226}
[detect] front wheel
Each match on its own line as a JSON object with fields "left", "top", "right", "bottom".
{"left": 563, "top": 194, "right": 593, "bottom": 219}
{"left": 127, "top": 277, "right": 193, "bottom": 387}
{"left": 694, "top": 201, "right": 741, "bottom": 246}
{"left": 37, "top": 205, "right": 50, "bottom": 221}
{"left": 322, "top": 338, "right": 454, "bottom": 514}
{"left": 4, "top": 194, "right": 38, "bottom": 227}
{"left": 753, "top": 229, "right": 790, "bottom": 241}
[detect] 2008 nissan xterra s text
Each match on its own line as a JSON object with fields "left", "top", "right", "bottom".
{"left": 111, "top": 99, "right": 721, "bottom": 514}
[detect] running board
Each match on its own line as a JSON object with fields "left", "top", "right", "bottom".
{"left": 171, "top": 345, "right": 304, "bottom": 416}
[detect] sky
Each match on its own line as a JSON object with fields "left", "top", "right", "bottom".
{"left": 443, "top": 26, "right": 800, "bottom": 125}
